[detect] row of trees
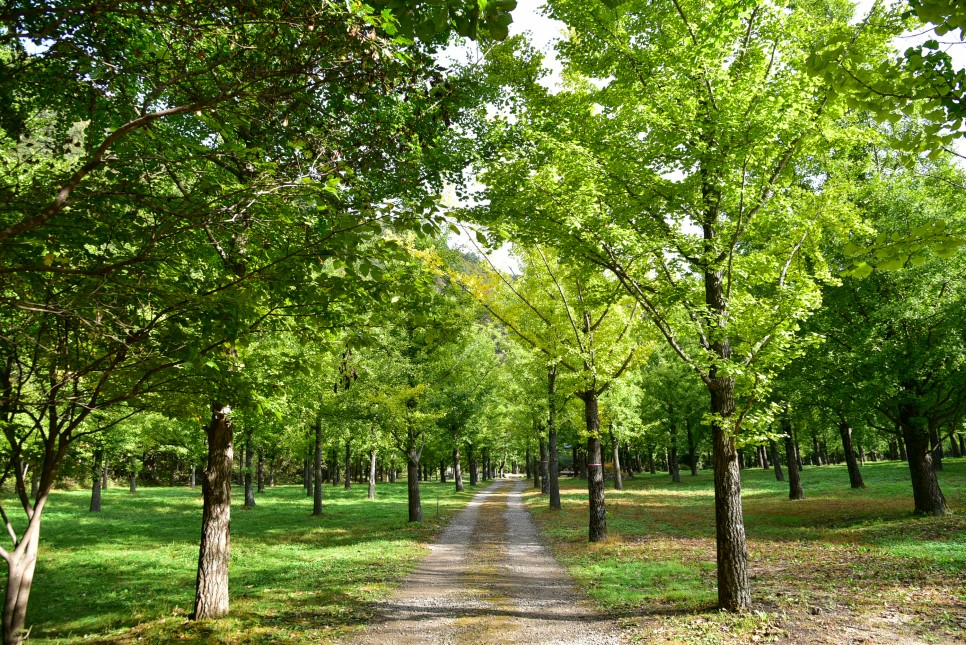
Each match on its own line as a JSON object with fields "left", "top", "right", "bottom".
{"left": 2, "top": 0, "right": 965, "bottom": 642}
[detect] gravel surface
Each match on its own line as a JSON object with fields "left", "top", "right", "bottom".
{"left": 344, "top": 479, "right": 624, "bottom": 644}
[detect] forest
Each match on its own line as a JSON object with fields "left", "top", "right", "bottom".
{"left": 1, "top": 0, "right": 965, "bottom": 643}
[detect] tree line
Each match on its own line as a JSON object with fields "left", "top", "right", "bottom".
{"left": 2, "top": 0, "right": 965, "bottom": 643}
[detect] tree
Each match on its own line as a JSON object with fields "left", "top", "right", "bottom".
{"left": 466, "top": 0, "right": 903, "bottom": 610}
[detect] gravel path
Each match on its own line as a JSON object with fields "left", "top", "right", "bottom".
{"left": 345, "top": 479, "right": 623, "bottom": 644}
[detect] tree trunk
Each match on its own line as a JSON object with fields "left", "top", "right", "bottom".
{"left": 784, "top": 429, "right": 805, "bottom": 500}
{"left": 837, "top": 420, "right": 865, "bottom": 489}
{"left": 190, "top": 465, "right": 197, "bottom": 488}
{"left": 709, "top": 371, "right": 751, "bottom": 611}
{"left": 194, "top": 403, "right": 233, "bottom": 620}
{"left": 900, "top": 400, "right": 946, "bottom": 515}
{"left": 648, "top": 447, "right": 656, "bottom": 474}
{"left": 539, "top": 436, "right": 548, "bottom": 494}
{"left": 610, "top": 425, "right": 623, "bottom": 491}
{"left": 669, "top": 423, "right": 681, "bottom": 483}
{"left": 407, "top": 453, "right": 422, "bottom": 522}
{"left": 313, "top": 418, "right": 323, "bottom": 516}
{"left": 812, "top": 434, "right": 823, "bottom": 466}
{"left": 929, "top": 428, "right": 943, "bottom": 471}
{"left": 686, "top": 420, "right": 699, "bottom": 476}
{"left": 469, "top": 444, "right": 478, "bottom": 486}
{"left": 128, "top": 454, "right": 137, "bottom": 493}
{"left": 256, "top": 450, "right": 265, "bottom": 493}
{"left": 453, "top": 446, "right": 464, "bottom": 493}
{"left": 243, "top": 437, "right": 255, "bottom": 509}
{"left": 582, "top": 392, "right": 607, "bottom": 543}
{"left": 2, "top": 518, "right": 42, "bottom": 645}
{"left": 547, "top": 365, "right": 562, "bottom": 510}
{"left": 89, "top": 448, "right": 103, "bottom": 512}
{"left": 368, "top": 449, "right": 377, "bottom": 499}
{"left": 344, "top": 440, "right": 352, "bottom": 489}
{"left": 769, "top": 440, "right": 784, "bottom": 483}
{"left": 102, "top": 455, "right": 109, "bottom": 489}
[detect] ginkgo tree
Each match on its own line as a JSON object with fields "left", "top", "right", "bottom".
{"left": 465, "top": 0, "right": 907, "bottom": 610}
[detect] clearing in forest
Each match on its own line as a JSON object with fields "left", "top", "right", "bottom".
{"left": 346, "top": 479, "right": 623, "bottom": 644}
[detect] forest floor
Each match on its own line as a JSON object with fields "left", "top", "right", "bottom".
{"left": 343, "top": 479, "right": 623, "bottom": 644}
{"left": 527, "top": 459, "right": 966, "bottom": 645}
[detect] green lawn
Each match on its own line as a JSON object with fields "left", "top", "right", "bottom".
{"left": 525, "top": 458, "right": 966, "bottom": 644}
{"left": 16, "top": 479, "right": 483, "bottom": 643}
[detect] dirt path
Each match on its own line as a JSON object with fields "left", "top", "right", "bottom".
{"left": 345, "top": 479, "right": 623, "bottom": 644}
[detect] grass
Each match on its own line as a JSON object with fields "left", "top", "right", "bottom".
{"left": 14, "top": 479, "right": 483, "bottom": 643}
{"left": 525, "top": 458, "right": 966, "bottom": 644}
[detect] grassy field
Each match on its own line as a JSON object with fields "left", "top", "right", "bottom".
{"left": 525, "top": 458, "right": 966, "bottom": 644}
{"left": 16, "top": 479, "right": 483, "bottom": 643}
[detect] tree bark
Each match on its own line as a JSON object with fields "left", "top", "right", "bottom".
{"left": 194, "top": 403, "right": 233, "bottom": 620}
{"left": 256, "top": 450, "right": 265, "bottom": 493}
{"left": 2, "top": 518, "right": 41, "bottom": 645}
{"left": 837, "top": 419, "right": 865, "bottom": 489}
{"left": 899, "top": 399, "right": 946, "bottom": 515}
{"left": 539, "top": 436, "right": 549, "bottom": 494}
{"left": 368, "top": 448, "right": 377, "bottom": 499}
{"left": 610, "top": 425, "right": 623, "bottom": 491}
{"left": 89, "top": 448, "right": 103, "bottom": 512}
{"left": 929, "top": 428, "right": 943, "bottom": 471}
{"left": 686, "top": 419, "right": 699, "bottom": 476}
{"left": 190, "top": 465, "right": 197, "bottom": 488}
{"left": 128, "top": 454, "right": 137, "bottom": 493}
{"left": 453, "top": 446, "right": 464, "bottom": 492}
{"left": 313, "top": 418, "right": 323, "bottom": 516}
{"left": 469, "top": 444, "right": 478, "bottom": 486}
{"left": 784, "top": 429, "right": 805, "bottom": 500}
{"left": 243, "top": 435, "right": 256, "bottom": 508}
{"left": 769, "top": 440, "right": 784, "bottom": 483}
{"left": 669, "top": 422, "right": 681, "bottom": 483}
{"left": 709, "top": 370, "right": 751, "bottom": 611}
{"left": 581, "top": 391, "right": 607, "bottom": 542}
{"left": 102, "top": 455, "right": 109, "bottom": 489}
{"left": 407, "top": 454, "right": 422, "bottom": 522}
{"left": 344, "top": 440, "right": 352, "bottom": 489}
{"left": 812, "top": 434, "right": 823, "bottom": 466}
{"left": 547, "top": 365, "right": 561, "bottom": 510}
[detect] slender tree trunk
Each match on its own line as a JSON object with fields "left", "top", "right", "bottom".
{"left": 539, "top": 436, "right": 548, "bottom": 494}
{"left": 581, "top": 391, "right": 607, "bottom": 542}
{"left": 102, "top": 456, "right": 109, "bottom": 489}
{"left": 648, "top": 447, "right": 656, "bottom": 474}
{"left": 243, "top": 435, "right": 255, "bottom": 508}
{"left": 784, "top": 428, "right": 805, "bottom": 500}
{"left": 533, "top": 443, "right": 541, "bottom": 489}
{"left": 929, "top": 428, "right": 944, "bottom": 471}
{"left": 407, "top": 452, "right": 422, "bottom": 522}
{"left": 948, "top": 433, "right": 962, "bottom": 458}
{"left": 469, "top": 444, "right": 478, "bottom": 486}
{"left": 837, "top": 420, "right": 865, "bottom": 489}
{"left": 453, "top": 446, "right": 463, "bottom": 493}
{"left": 344, "top": 440, "right": 352, "bottom": 489}
{"left": 128, "top": 455, "right": 137, "bottom": 493}
{"left": 194, "top": 403, "right": 233, "bottom": 620}
{"left": 812, "top": 435, "right": 823, "bottom": 466}
{"left": 769, "top": 440, "right": 784, "bottom": 483}
{"left": 190, "top": 465, "right": 197, "bottom": 488}
{"left": 686, "top": 420, "right": 699, "bottom": 476}
{"left": 256, "top": 450, "right": 265, "bottom": 493}
{"left": 610, "top": 425, "right": 623, "bottom": 491}
{"left": 669, "top": 422, "right": 681, "bottom": 483}
{"left": 89, "top": 448, "right": 103, "bottom": 512}
{"left": 313, "top": 418, "right": 323, "bottom": 516}
{"left": 368, "top": 449, "right": 377, "bottom": 499}
{"left": 547, "top": 365, "right": 562, "bottom": 510}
